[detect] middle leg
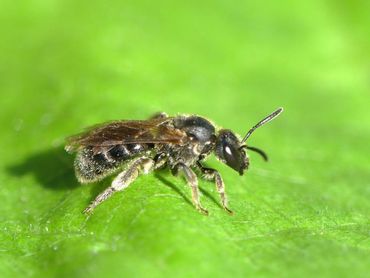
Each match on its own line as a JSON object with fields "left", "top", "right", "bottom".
{"left": 197, "top": 161, "right": 233, "bottom": 214}
{"left": 172, "top": 163, "right": 208, "bottom": 215}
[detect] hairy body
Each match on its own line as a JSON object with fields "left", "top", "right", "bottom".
{"left": 66, "top": 109, "right": 283, "bottom": 215}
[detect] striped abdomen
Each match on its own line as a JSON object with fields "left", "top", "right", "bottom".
{"left": 75, "top": 143, "right": 153, "bottom": 183}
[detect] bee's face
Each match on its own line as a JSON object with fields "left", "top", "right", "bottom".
{"left": 215, "top": 130, "right": 249, "bottom": 175}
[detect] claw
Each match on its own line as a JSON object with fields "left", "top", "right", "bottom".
{"left": 224, "top": 206, "right": 233, "bottom": 215}
{"left": 83, "top": 205, "right": 94, "bottom": 214}
{"left": 198, "top": 206, "right": 209, "bottom": 216}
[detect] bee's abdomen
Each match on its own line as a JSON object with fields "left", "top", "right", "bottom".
{"left": 75, "top": 144, "right": 153, "bottom": 183}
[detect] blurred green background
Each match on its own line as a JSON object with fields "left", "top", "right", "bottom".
{"left": 0, "top": 0, "right": 369, "bottom": 277}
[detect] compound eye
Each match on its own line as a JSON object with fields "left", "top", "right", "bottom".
{"left": 223, "top": 143, "right": 243, "bottom": 172}
{"left": 215, "top": 130, "right": 246, "bottom": 175}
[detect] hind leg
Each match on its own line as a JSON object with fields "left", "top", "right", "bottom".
{"left": 84, "top": 157, "right": 154, "bottom": 214}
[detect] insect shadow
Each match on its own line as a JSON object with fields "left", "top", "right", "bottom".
{"left": 6, "top": 146, "right": 223, "bottom": 210}
{"left": 154, "top": 170, "right": 223, "bottom": 210}
{"left": 6, "top": 146, "right": 78, "bottom": 190}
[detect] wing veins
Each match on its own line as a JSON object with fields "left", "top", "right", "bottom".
{"left": 66, "top": 118, "right": 185, "bottom": 152}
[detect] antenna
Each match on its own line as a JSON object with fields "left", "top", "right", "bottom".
{"left": 241, "top": 107, "right": 283, "bottom": 143}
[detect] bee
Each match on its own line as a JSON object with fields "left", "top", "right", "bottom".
{"left": 65, "top": 108, "right": 283, "bottom": 215}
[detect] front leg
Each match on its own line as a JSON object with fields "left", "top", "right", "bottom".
{"left": 172, "top": 163, "right": 208, "bottom": 215}
{"left": 197, "top": 161, "right": 233, "bottom": 214}
{"left": 84, "top": 157, "right": 154, "bottom": 214}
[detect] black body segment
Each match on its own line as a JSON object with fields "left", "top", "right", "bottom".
{"left": 163, "top": 116, "right": 217, "bottom": 167}
{"left": 173, "top": 116, "right": 215, "bottom": 143}
{"left": 75, "top": 143, "right": 153, "bottom": 183}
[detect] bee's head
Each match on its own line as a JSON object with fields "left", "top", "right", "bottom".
{"left": 214, "top": 108, "right": 283, "bottom": 175}
{"left": 215, "top": 130, "right": 248, "bottom": 175}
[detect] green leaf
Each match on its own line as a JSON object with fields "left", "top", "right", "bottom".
{"left": 1, "top": 1, "right": 369, "bottom": 277}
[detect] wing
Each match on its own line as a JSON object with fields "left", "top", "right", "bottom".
{"left": 65, "top": 117, "right": 186, "bottom": 153}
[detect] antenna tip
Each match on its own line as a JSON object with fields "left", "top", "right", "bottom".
{"left": 241, "top": 106, "right": 284, "bottom": 143}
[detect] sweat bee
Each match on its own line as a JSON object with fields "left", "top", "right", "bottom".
{"left": 65, "top": 108, "right": 283, "bottom": 215}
